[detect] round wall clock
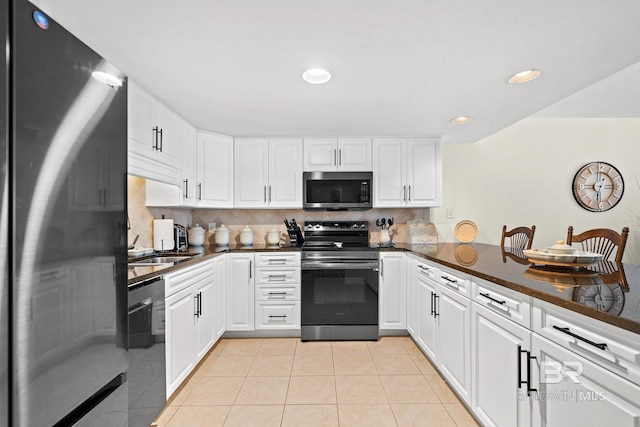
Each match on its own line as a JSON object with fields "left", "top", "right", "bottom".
{"left": 572, "top": 162, "right": 624, "bottom": 212}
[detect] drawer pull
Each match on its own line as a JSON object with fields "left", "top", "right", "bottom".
{"left": 552, "top": 325, "right": 608, "bottom": 351}
{"left": 267, "top": 259, "right": 287, "bottom": 264}
{"left": 268, "top": 315, "right": 287, "bottom": 319}
{"left": 268, "top": 292, "right": 287, "bottom": 299}
{"left": 442, "top": 277, "right": 460, "bottom": 291}
{"left": 267, "top": 274, "right": 288, "bottom": 281}
{"left": 480, "top": 292, "right": 506, "bottom": 305}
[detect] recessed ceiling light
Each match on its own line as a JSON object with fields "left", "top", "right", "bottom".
{"left": 302, "top": 68, "right": 332, "bottom": 84}
{"left": 508, "top": 69, "right": 541, "bottom": 84}
{"left": 91, "top": 71, "right": 123, "bottom": 88}
{"left": 450, "top": 116, "right": 472, "bottom": 124}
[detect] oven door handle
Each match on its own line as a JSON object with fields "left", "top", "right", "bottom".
{"left": 302, "top": 262, "right": 379, "bottom": 270}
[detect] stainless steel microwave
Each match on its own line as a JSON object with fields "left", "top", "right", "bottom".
{"left": 303, "top": 171, "right": 372, "bottom": 211}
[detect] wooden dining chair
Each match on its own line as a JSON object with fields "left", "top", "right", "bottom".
{"left": 566, "top": 226, "right": 629, "bottom": 263}
{"left": 501, "top": 225, "right": 536, "bottom": 250}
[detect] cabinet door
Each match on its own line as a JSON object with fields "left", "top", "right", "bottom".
{"left": 379, "top": 252, "right": 407, "bottom": 330}
{"left": 532, "top": 334, "right": 640, "bottom": 427}
{"left": 213, "top": 256, "right": 226, "bottom": 340}
{"left": 234, "top": 138, "right": 269, "bottom": 207}
{"left": 416, "top": 273, "right": 437, "bottom": 361}
{"left": 373, "top": 138, "right": 406, "bottom": 207}
{"left": 195, "top": 277, "right": 215, "bottom": 360}
{"left": 269, "top": 138, "right": 303, "bottom": 208}
{"left": 337, "top": 137, "right": 371, "bottom": 171}
{"left": 303, "top": 138, "right": 337, "bottom": 171}
{"left": 471, "top": 302, "right": 531, "bottom": 427}
{"left": 406, "top": 137, "right": 441, "bottom": 207}
{"left": 154, "top": 102, "right": 182, "bottom": 169}
{"left": 180, "top": 122, "right": 197, "bottom": 206}
{"left": 166, "top": 286, "right": 197, "bottom": 396}
{"left": 405, "top": 256, "right": 417, "bottom": 337}
{"left": 437, "top": 284, "right": 471, "bottom": 404}
{"left": 196, "top": 131, "right": 233, "bottom": 208}
{"left": 127, "top": 81, "right": 155, "bottom": 158}
{"left": 226, "top": 253, "right": 255, "bottom": 331}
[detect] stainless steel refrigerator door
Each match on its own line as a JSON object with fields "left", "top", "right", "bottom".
{"left": 11, "top": 1, "right": 128, "bottom": 426}
{"left": 1, "top": 0, "right": 9, "bottom": 425}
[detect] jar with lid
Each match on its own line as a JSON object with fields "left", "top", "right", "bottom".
{"left": 239, "top": 225, "right": 254, "bottom": 246}
{"left": 214, "top": 224, "right": 229, "bottom": 246}
{"left": 266, "top": 226, "right": 280, "bottom": 246}
{"left": 188, "top": 223, "right": 205, "bottom": 246}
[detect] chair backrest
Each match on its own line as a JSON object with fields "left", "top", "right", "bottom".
{"left": 501, "top": 225, "right": 536, "bottom": 250}
{"left": 566, "top": 226, "right": 629, "bottom": 263}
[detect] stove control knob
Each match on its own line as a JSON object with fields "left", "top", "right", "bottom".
{"left": 360, "top": 223, "right": 367, "bottom": 228}
{"left": 315, "top": 224, "right": 321, "bottom": 229}
{"left": 351, "top": 223, "right": 359, "bottom": 229}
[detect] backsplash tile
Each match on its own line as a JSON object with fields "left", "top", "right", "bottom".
{"left": 129, "top": 176, "right": 429, "bottom": 248}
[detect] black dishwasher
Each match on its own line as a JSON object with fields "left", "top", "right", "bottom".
{"left": 128, "top": 277, "right": 166, "bottom": 427}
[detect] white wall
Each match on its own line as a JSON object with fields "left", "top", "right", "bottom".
{"left": 431, "top": 118, "right": 640, "bottom": 264}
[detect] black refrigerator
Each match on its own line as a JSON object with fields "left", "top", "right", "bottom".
{"left": 2, "top": 0, "right": 129, "bottom": 426}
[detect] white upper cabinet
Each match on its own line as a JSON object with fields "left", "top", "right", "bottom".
{"left": 234, "top": 137, "right": 302, "bottom": 208}
{"left": 196, "top": 131, "right": 234, "bottom": 208}
{"left": 303, "top": 137, "right": 371, "bottom": 171}
{"left": 180, "top": 122, "right": 197, "bottom": 206}
{"left": 373, "top": 137, "right": 442, "bottom": 207}
{"left": 127, "top": 80, "right": 182, "bottom": 185}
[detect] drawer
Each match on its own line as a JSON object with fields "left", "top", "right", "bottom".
{"left": 254, "top": 252, "right": 300, "bottom": 267}
{"left": 256, "top": 284, "right": 300, "bottom": 301}
{"left": 437, "top": 264, "right": 471, "bottom": 299}
{"left": 533, "top": 299, "right": 640, "bottom": 386}
{"left": 255, "top": 301, "right": 300, "bottom": 330}
{"left": 164, "top": 260, "right": 214, "bottom": 296}
{"left": 254, "top": 267, "right": 300, "bottom": 284}
{"left": 472, "top": 276, "right": 531, "bottom": 328}
{"left": 415, "top": 260, "right": 439, "bottom": 282}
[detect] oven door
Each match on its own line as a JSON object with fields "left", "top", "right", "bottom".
{"left": 301, "top": 255, "right": 379, "bottom": 341}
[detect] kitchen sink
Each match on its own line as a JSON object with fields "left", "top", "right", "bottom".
{"left": 128, "top": 255, "right": 193, "bottom": 267}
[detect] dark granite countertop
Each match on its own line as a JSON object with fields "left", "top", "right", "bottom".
{"left": 127, "top": 244, "right": 302, "bottom": 286}
{"left": 128, "top": 241, "right": 639, "bottom": 334}
{"left": 387, "top": 243, "right": 640, "bottom": 335}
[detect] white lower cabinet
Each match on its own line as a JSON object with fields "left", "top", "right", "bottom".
{"left": 165, "top": 260, "right": 216, "bottom": 397}
{"left": 379, "top": 252, "right": 407, "bottom": 330}
{"left": 405, "top": 255, "right": 417, "bottom": 337}
{"left": 254, "top": 252, "right": 301, "bottom": 330}
{"left": 226, "top": 253, "right": 255, "bottom": 331}
{"left": 471, "top": 302, "right": 532, "bottom": 427}
{"left": 416, "top": 262, "right": 439, "bottom": 361}
{"left": 531, "top": 333, "right": 640, "bottom": 426}
{"left": 166, "top": 285, "right": 197, "bottom": 397}
{"left": 255, "top": 301, "right": 301, "bottom": 330}
{"left": 213, "top": 256, "right": 226, "bottom": 341}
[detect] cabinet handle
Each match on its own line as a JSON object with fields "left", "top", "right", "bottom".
{"left": 264, "top": 186, "right": 267, "bottom": 203}
{"left": 339, "top": 149, "right": 342, "bottom": 165}
{"left": 267, "top": 259, "right": 287, "bottom": 265}
{"left": 198, "top": 291, "right": 202, "bottom": 316}
{"left": 152, "top": 126, "right": 159, "bottom": 150}
{"left": 103, "top": 189, "right": 107, "bottom": 206}
{"left": 380, "top": 259, "right": 384, "bottom": 278}
{"left": 403, "top": 185, "right": 407, "bottom": 201}
{"left": 268, "top": 292, "right": 287, "bottom": 299}
{"left": 408, "top": 185, "right": 411, "bottom": 201}
{"left": 183, "top": 179, "right": 189, "bottom": 199}
{"left": 198, "top": 183, "right": 202, "bottom": 200}
{"left": 433, "top": 294, "right": 439, "bottom": 317}
{"left": 158, "top": 128, "right": 163, "bottom": 152}
{"left": 430, "top": 291, "right": 435, "bottom": 316}
{"left": 268, "top": 315, "right": 287, "bottom": 319}
{"left": 267, "top": 275, "right": 287, "bottom": 281}
{"left": 441, "top": 275, "right": 459, "bottom": 291}
{"left": 334, "top": 149, "right": 337, "bottom": 166}
{"left": 479, "top": 292, "right": 506, "bottom": 305}
{"left": 518, "top": 345, "right": 538, "bottom": 396}
{"left": 552, "top": 325, "right": 608, "bottom": 351}
{"left": 268, "top": 185, "right": 272, "bottom": 203}
{"left": 194, "top": 294, "right": 199, "bottom": 317}
{"left": 249, "top": 260, "right": 252, "bottom": 280}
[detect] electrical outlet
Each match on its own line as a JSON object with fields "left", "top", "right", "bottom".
{"left": 447, "top": 208, "right": 454, "bottom": 219}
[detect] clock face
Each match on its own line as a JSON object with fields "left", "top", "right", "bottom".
{"left": 572, "top": 162, "right": 624, "bottom": 212}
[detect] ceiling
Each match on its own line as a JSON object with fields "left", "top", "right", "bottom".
{"left": 42, "top": 0, "right": 640, "bottom": 143}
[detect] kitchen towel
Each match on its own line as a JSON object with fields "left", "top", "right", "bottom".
{"left": 153, "top": 218, "right": 174, "bottom": 251}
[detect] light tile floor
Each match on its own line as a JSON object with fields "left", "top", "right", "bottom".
{"left": 153, "top": 337, "right": 480, "bottom": 427}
